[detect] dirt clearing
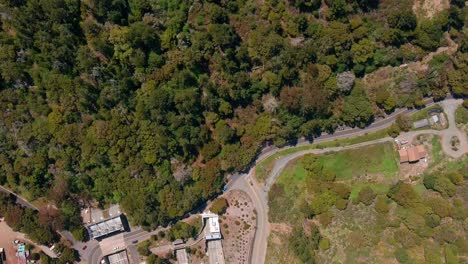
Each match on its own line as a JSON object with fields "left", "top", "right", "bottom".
{"left": 220, "top": 190, "right": 256, "bottom": 264}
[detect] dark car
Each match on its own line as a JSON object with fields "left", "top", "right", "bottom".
{"left": 82, "top": 246, "right": 87, "bottom": 250}
{"left": 132, "top": 240, "right": 138, "bottom": 244}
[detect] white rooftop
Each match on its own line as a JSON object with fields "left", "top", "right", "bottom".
{"left": 88, "top": 215, "right": 124, "bottom": 239}
{"left": 106, "top": 250, "right": 129, "bottom": 264}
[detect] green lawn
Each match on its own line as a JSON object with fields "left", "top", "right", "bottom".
{"left": 256, "top": 129, "right": 390, "bottom": 182}
{"left": 316, "top": 142, "right": 398, "bottom": 180}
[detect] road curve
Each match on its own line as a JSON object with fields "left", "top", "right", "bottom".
{"left": 229, "top": 98, "right": 465, "bottom": 264}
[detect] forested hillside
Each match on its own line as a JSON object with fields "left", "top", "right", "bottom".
{"left": 0, "top": 0, "right": 466, "bottom": 230}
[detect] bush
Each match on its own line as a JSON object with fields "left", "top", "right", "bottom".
{"left": 433, "top": 177, "right": 456, "bottom": 198}
{"left": 447, "top": 172, "right": 463, "bottom": 185}
{"left": 319, "top": 238, "right": 331, "bottom": 250}
{"left": 424, "top": 244, "right": 443, "bottom": 264}
{"left": 374, "top": 195, "right": 390, "bottom": 214}
{"left": 388, "top": 182, "right": 420, "bottom": 207}
{"left": 358, "top": 186, "right": 376, "bottom": 206}
{"left": 71, "top": 226, "right": 88, "bottom": 242}
{"left": 427, "top": 197, "right": 452, "bottom": 218}
{"left": 425, "top": 214, "right": 441, "bottom": 228}
{"left": 210, "top": 197, "right": 229, "bottom": 215}
{"left": 395, "top": 248, "right": 410, "bottom": 263}
{"left": 167, "top": 222, "right": 196, "bottom": 241}
{"left": 394, "top": 228, "right": 420, "bottom": 248}
{"left": 310, "top": 191, "right": 337, "bottom": 215}
{"left": 331, "top": 183, "right": 350, "bottom": 199}
{"left": 444, "top": 244, "right": 459, "bottom": 264}
{"left": 318, "top": 212, "right": 334, "bottom": 227}
{"left": 137, "top": 240, "right": 151, "bottom": 256}
{"left": 335, "top": 199, "right": 348, "bottom": 210}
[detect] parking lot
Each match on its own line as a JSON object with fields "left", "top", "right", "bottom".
{"left": 0, "top": 220, "right": 24, "bottom": 263}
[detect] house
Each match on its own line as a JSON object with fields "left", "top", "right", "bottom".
{"left": 413, "top": 119, "right": 430, "bottom": 129}
{"left": 399, "top": 145, "right": 427, "bottom": 163}
{"left": 105, "top": 250, "right": 129, "bottom": 264}
{"left": 431, "top": 115, "right": 439, "bottom": 124}
{"left": 201, "top": 212, "right": 222, "bottom": 241}
{"left": 87, "top": 215, "right": 125, "bottom": 240}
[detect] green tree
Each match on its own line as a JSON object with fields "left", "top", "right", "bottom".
{"left": 341, "top": 84, "right": 374, "bottom": 127}
{"left": 351, "top": 39, "right": 375, "bottom": 64}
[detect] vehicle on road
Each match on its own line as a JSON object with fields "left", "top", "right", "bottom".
{"left": 82, "top": 245, "right": 87, "bottom": 250}
{"left": 132, "top": 240, "right": 138, "bottom": 244}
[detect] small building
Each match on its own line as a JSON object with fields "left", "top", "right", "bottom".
{"left": 201, "top": 213, "right": 222, "bottom": 241}
{"left": 431, "top": 115, "right": 439, "bottom": 124}
{"left": 399, "top": 145, "right": 427, "bottom": 163}
{"left": 413, "top": 119, "right": 430, "bottom": 129}
{"left": 104, "top": 250, "right": 129, "bottom": 264}
{"left": 87, "top": 215, "right": 125, "bottom": 240}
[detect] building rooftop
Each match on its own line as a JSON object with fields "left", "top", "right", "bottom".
{"left": 202, "top": 212, "right": 222, "bottom": 241}
{"left": 88, "top": 215, "right": 125, "bottom": 239}
{"left": 413, "top": 119, "right": 430, "bottom": 129}
{"left": 399, "top": 145, "right": 427, "bottom": 163}
{"left": 106, "top": 250, "right": 129, "bottom": 264}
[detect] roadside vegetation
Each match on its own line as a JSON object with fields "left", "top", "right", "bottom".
{"left": 0, "top": 192, "right": 79, "bottom": 263}
{"left": 267, "top": 141, "right": 467, "bottom": 263}
{"left": 0, "top": 0, "right": 465, "bottom": 231}
{"left": 255, "top": 129, "right": 391, "bottom": 182}
{"left": 455, "top": 101, "right": 468, "bottom": 125}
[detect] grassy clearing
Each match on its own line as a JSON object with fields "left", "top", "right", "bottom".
{"left": 269, "top": 142, "right": 398, "bottom": 223}
{"left": 267, "top": 141, "right": 468, "bottom": 264}
{"left": 255, "top": 129, "right": 390, "bottom": 182}
{"left": 316, "top": 142, "right": 398, "bottom": 180}
{"left": 430, "top": 136, "right": 443, "bottom": 167}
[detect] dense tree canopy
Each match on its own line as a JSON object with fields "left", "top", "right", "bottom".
{"left": 0, "top": 0, "right": 465, "bottom": 229}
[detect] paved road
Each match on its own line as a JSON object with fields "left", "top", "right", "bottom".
{"left": 228, "top": 98, "right": 466, "bottom": 264}
{"left": 2, "top": 98, "right": 464, "bottom": 264}
{"left": 0, "top": 186, "right": 38, "bottom": 211}
{"left": 85, "top": 228, "right": 158, "bottom": 264}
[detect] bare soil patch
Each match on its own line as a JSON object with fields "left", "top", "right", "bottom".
{"left": 413, "top": 0, "right": 450, "bottom": 19}
{"left": 220, "top": 190, "right": 256, "bottom": 264}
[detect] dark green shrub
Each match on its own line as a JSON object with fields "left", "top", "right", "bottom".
{"left": 375, "top": 195, "right": 390, "bottom": 214}
{"left": 210, "top": 197, "right": 229, "bottom": 215}
{"left": 319, "top": 238, "right": 331, "bottom": 251}
{"left": 358, "top": 186, "right": 376, "bottom": 206}
{"left": 395, "top": 248, "right": 410, "bottom": 263}
{"left": 425, "top": 214, "right": 441, "bottom": 228}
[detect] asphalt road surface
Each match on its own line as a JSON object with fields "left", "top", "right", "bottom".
{"left": 228, "top": 98, "right": 464, "bottom": 264}
{"left": 0, "top": 185, "right": 38, "bottom": 211}
{"left": 1, "top": 98, "right": 463, "bottom": 264}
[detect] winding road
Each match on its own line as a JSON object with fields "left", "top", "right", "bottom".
{"left": 1, "top": 99, "right": 465, "bottom": 264}
{"left": 227, "top": 98, "right": 466, "bottom": 264}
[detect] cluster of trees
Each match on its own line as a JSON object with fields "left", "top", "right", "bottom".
{"left": 286, "top": 152, "right": 467, "bottom": 263}
{"left": 167, "top": 221, "right": 198, "bottom": 241}
{"left": 0, "top": 0, "right": 465, "bottom": 229}
{"left": 0, "top": 192, "right": 57, "bottom": 244}
{"left": 0, "top": 192, "right": 79, "bottom": 263}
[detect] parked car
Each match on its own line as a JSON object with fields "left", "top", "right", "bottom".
{"left": 82, "top": 245, "right": 87, "bottom": 250}
{"left": 132, "top": 240, "right": 138, "bottom": 244}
